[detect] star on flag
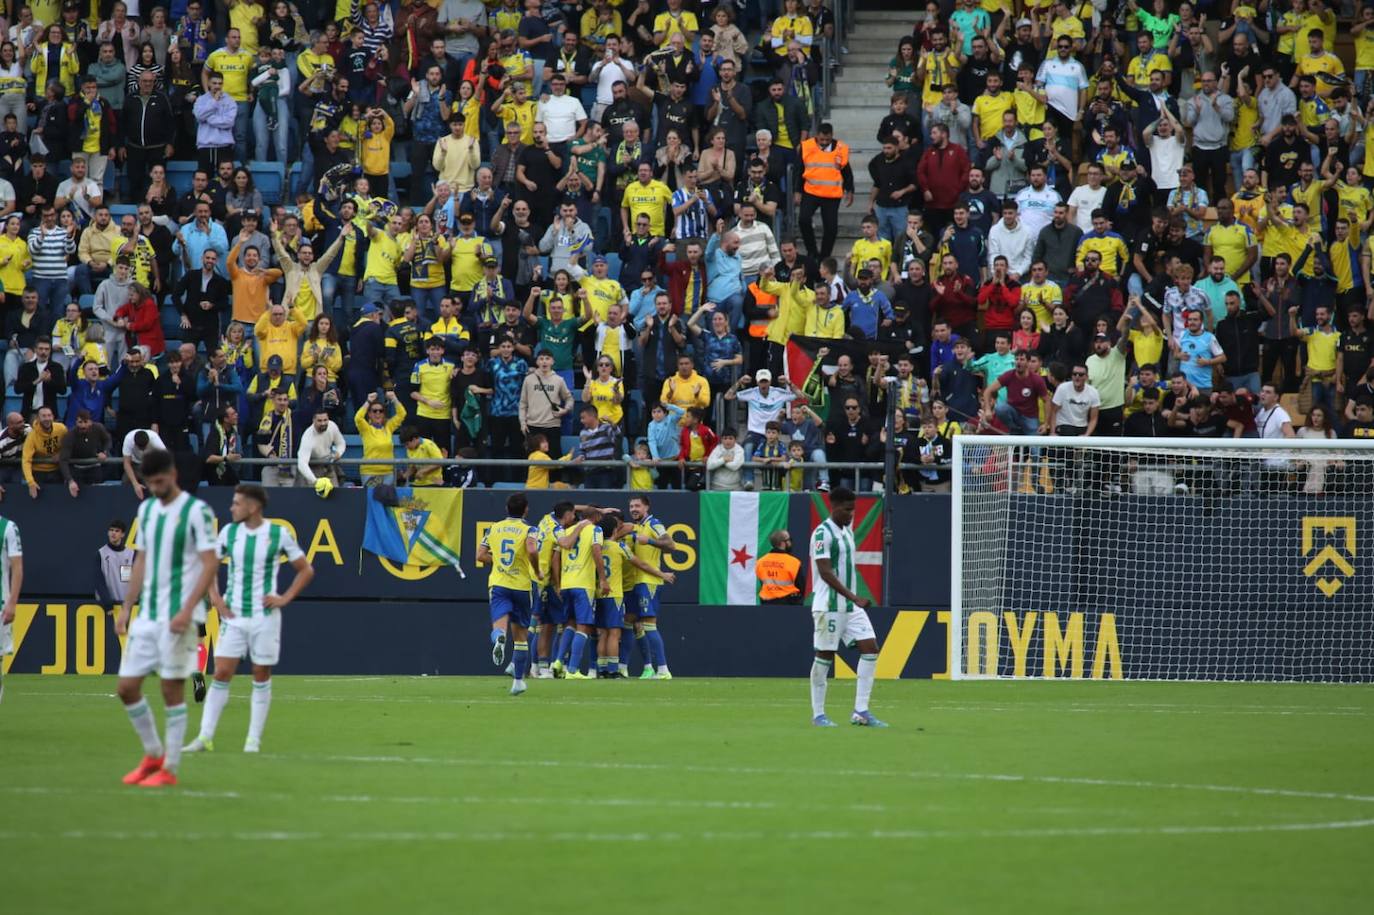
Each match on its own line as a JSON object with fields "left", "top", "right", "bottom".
{"left": 730, "top": 545, "right": 754, "bottom": 568}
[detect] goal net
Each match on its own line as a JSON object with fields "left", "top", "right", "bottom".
{"left": 949, "top": 435, "right": 1374, "bottom": 682}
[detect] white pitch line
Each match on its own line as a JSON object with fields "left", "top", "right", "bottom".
{"left": 2, "top": 819, "right": 1371, "bottom": 844}
{"left": 287, "top": 754, "right": 1374, "bottom": 805}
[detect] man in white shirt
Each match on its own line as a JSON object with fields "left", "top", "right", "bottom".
{"left": 589, "top": 35, "right": 638, "bottom": 116}
{"left": 1066, "top": 163, "right": 1107, "bottom": 234}
{"left": 1255, "top": 383, "right": 1295, "bottom": 440}
{"left": 1035, "top": 37, "right": 1089, "bottom": 124}
{"left": 122, "top": 428, "right": 167, "bottom": 500}
{"left": 0, "top": 175, "right": 15, "bottom": 219}
{"left": 54, "top": 156, "right": 104, "bottom": 224}
{"left": 536, "top": 73, "right": 588, "bottom": 150}
{"left": 296, "top": 410, "right": 345, "bottom": 489}
{"left": 1048, "top": 363, "right": 1101, "bottom": 491}
{"left": 1013, "top": 165, "right": 1062, "bottom": 236}
{"left": 987, "top": 200, "right": 1035, "bottom": 280}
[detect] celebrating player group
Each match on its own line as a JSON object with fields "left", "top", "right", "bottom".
{"left": 0, "top": 467, "right": 886, "bottom": 792}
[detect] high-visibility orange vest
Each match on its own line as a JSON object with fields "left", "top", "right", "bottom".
{"left": 800, "top": 138, "right": 849, "bottom": 199}
{"left": 756, "top": 551, "right": 801, "bottom": 600}
{"left": 747, "top": 282, "right": 777, "bottom": 338}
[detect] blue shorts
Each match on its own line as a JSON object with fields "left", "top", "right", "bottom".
{"left": 533, "top": 585, "right": 565, "bottom": 625}
{"left": 595, "top": 597, "right": 625, "bottom": 630}
{"left": 565, "top": 588, "right": 595, "bottom": 626}
{"left": 631, "top": 583, "right": 659, "bottom": 619}
{"left": 490, "top": 586, "right": 532, "bottom": 628}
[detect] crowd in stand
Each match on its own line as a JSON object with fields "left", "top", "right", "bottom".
{"left": 2, "top": 0, "right": 1373, "bottom": 501}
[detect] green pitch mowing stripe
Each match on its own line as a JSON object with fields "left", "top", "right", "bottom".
{"left": 1, "top": 676, "right": 1371, "bottom": 914}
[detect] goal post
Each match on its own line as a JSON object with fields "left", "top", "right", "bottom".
{"left": 949, "top": 435, "right": 1374, "bottom": 682}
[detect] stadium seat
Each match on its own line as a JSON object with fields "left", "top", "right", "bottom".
{"left": 560, "top": 435, "right": 579, "bottom": 457}
{"left": 109, "top": 204, "right": 138, "bottom": 221}
{"left": 166, "top": 162, "right": 197, "bottom": 197}
{"left": 389, "top": 160, "right": 412, "bottom": 199}
{"left": 78, "top": 294, "right": 95, "bottom": 311}
{"left": 603, "top": 252, "right": 621, "bottom": 278}
{"left": 248, "top": 161, "right": 286, "bottom": 205}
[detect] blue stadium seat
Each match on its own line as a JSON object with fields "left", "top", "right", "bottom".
{"left": 603, "top": 252, "right": 621, "bottom": 278}
{"left": 491, "top": 481, "right": 524, "bottom": 489}
{"left": 109, "top": 204, "right": 138, "bottom": 221}
{"left": 248, "top": 161, "right": 286, "bottom": 205}
{"left": 78, "top": 294, "right": 95, "bottom": 311}
{"left": 560, "top": 435, "right": 579, "bottom": 456}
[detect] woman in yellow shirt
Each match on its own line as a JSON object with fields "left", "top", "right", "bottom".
{"left": 582, "top": 357, "right": 625, "bottom": 425}
{"left": 770, "top": 0, "right": 813, "bottom": 60}
{"left": 51, "top": 301, "right": 87, "bottom": 373}
{"left": 31, "top": 25, "right": 81, "bottom": 97}
{"left": 457, "top": 80, "right": 481, "bottom": 139}
{"left": 0, "top": 214, "right": 31, "bottom": 309}
{"left": 299, "top": 314, "right": 344, "bottom": 381}
{"left": 401, "top": 213, "right": 451, "bottom": 321}
{"left": 221, "top": 320, "right": 256, "bottom": 387}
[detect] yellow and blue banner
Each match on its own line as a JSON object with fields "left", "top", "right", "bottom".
{"left": 363, "top": 488, "right": 465, "bottom": 570}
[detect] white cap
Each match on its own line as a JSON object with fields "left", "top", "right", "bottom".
{"left": 755, "top": 369, "right": 772, "bottom": 383}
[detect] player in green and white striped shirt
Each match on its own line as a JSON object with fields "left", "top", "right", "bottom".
{"left": 115, "top": 449, "right": 220, "bottom": 787}
{"left": 807, "top": 487, "right": 887, "bottom": 728}
{"left": 0, "top": 513, "right": 24, "bottom": 705}
{"left": 185, "top": 483, "right": 314, "bottom": 755}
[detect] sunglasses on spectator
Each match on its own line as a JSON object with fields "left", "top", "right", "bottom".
{"left": 1072, "top": 371, "right": 1087, "bottom": 377}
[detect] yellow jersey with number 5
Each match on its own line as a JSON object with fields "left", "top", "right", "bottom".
{"left": 483, "top": 518, "right": 538, "bottom": 591}
{"left": 626, "top": 516, "right": 668, "bottom": 589}
{"left": 561, "top": 522, "right": 603, "bottom": 591}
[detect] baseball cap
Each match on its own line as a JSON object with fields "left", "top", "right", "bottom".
{"left": 360, "top": 303, "right": 381, "bottom": 316}
{"left": 243, "top": 209, "right": 259, "bottom": 219}
{"left": 592, "top": 254, "right": 607, "bottom": 265}
{"left": 1093, "top": 333, "right": 1111, "bottom": 342}
{"left": 267, "top": 354, "right": 284, "bottom": 369}
{"left": 755, "top": 369, "right": 772, "bottom": 383}
{"left": 483, "top": 256, "right": 498, "bottom": 266}
{"left": 1016, "top": 17, "right": 1033, "bottom": 27}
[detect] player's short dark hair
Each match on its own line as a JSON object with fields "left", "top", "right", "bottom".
{"left": 506, "top": 493, "right": 528, "bottom": 517}
{"left": 553, "top": 500, "right": 576, "bottom": 519}
{"left": 235, "top": 483, "right": 269, "bottom": 507}
{"left": 629, "top": 494, "right": 651, "bottom": 507}
{"left": 133, "top": 430, "right": 149, "bottom": 449}
{"left": 830, "top": 485, "right": 857, "bottom": 505}
{"left": 141, "top": 448, "right": 174, "bottom": 477}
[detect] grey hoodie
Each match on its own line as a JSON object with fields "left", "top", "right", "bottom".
{"left": 538, "top": 218, "right": 594, "bottom": 272}
{"left": 92, "top": 274, "right": 131, "bottom": 330}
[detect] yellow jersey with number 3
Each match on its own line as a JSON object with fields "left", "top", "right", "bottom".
{"left": 483, "top": 518, "right": 538, "bottom": 591}
{"left": 561, "top": 522, "right": 603, "bottom": 591}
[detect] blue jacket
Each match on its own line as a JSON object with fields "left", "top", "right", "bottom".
{"left": 65, "top": 364, "right": 124, "bottom": 427}
{"left": 842, "top": 288, "right": 894, "bottom": 339}
{"left": 647, "top": 404, "right": 685, "bottom": 461}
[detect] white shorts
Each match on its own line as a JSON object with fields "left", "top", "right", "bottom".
{"left": 215, "top": 612, "right": 282, "bottom": 666}
{"left": 118, "top": 617, "right": 199, "bottom": 680}
{"left": 1, "top": 620, "right": 12, "bottom": 656}
{"left": 812, "top": 608, "right": 876, "bottom": 652}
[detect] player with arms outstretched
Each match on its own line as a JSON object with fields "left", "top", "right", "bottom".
{"left": 477, "top": 493, "right": 541, "bottom": 695}
{"left": 0, "top": 512, "right": 22, "bottom": 704}
{"left": 623, "top": 495, "right": 676, "bottom": 679}
{"left": 809, "top": 486, "right": 887, "bottom": 728}
{"left": 185, "top": 483, "right": 314, "bottom": 754}
{"left": 551, "top": 507, "right": 607, "bottom": 679}
{"left": 114, "top": 449, "right": 219, "bottom": 786}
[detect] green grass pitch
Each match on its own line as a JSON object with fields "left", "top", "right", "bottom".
{"left": 3, "top": 675, "right": 1372, "bottom": 913}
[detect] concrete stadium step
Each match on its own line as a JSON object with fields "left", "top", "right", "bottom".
{"left": 853, "top": 10, "right": 921, "bottom": 24}
{"left": 838, "top": 64, "right": 892, "bottom": 84}
{"left": 839, "top": 50, "right": 899, "bottom": 65}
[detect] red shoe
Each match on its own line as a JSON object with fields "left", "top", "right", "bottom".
{"left": 122, "top": 755, "right": 163, "bottom": 785}
{"left": 138, "top": 769, "right": 178, "bottom": 788}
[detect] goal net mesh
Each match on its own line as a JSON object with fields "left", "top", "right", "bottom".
{"left": 951, "top": 437, "right": 1374, "bottom": 682}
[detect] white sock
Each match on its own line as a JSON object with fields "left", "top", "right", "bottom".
{"left": 162, "top": 703, "right": 188, "bottom": 772}
{"left": 124, "top": 697, "right": 164, "bottom": 757}
{"left": 810, "top": 658, "right": 831, "bottom": 718}
{"left": 198, "top": 679, "right": 231, "bottom": 741}
{"left": 855, "top": 654, "right": 878, "bottom": 714}
{"left": 248, "top": 679, "right": 272, "bottom": 744}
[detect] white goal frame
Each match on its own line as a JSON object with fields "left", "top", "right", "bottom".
{"left": 949, "top": 435, "right": 1374, "bottom": 682}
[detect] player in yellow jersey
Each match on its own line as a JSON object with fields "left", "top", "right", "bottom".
{"left": 550, "top": 507, "right": 608, "bottom": 679}
{"left": 594, "top": 512, "right": 676, "bottom": 677}
{"left": 623, "top": 495, "right": 678, "bottom": 679}
{"left": 476, "top": 494, "right": 542, "bottom": 695}
{"left": 531, "top": 501, "right": 577, "bottom": 678}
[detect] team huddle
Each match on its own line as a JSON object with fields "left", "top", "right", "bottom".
{"left": 0, "top": 471, "right": 887, "bottom": 791}
{"left": 479, "top": 494, "right": 678, "bottom": 694}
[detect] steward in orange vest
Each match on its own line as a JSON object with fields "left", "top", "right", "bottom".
{"left": 757, "top": 530, "right": 804, "bottom": 604}
{"left": 797, "top": 123, "right": 853, "bottom": 262}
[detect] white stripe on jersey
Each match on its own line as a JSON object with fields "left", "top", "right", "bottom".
{"left": 135, "top": 492, "right": 217, "bottom": 623}
{"left": 809, "top": 518, "right": 857, "bottom": 614}
{"left": 0, "top": 516, "right": 20, "bottom": 606}
{"left": 218, "top": 521, "right": 305, "bottom": 617}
